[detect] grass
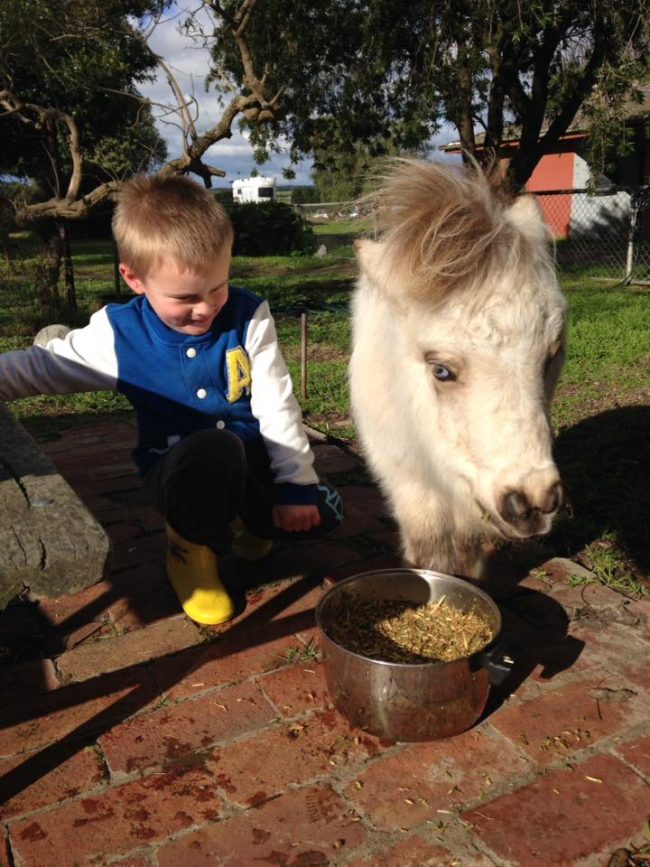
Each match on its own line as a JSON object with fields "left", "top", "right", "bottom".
{"left": 2, "top": 232, "right": 648, "bottom": 594}
{"left": 312, "top": 218, "right": 370, "bottom": 235}
{"left": 282, "top": 639, "right": 320, "bottom": 664}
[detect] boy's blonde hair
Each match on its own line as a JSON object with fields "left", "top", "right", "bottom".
{"left": 112, "top": 174, "right": 234, "bottom": 277}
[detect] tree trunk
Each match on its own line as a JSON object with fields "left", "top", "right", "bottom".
{"left": 59, "top": 220, "right": 76, "bottom": 310}
{"left": 34, "top": 221, "right": 63, "bottom": 312}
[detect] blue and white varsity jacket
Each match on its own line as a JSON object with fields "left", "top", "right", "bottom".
{"left": 0, "top": 287, "right": 319, "bottom": 505}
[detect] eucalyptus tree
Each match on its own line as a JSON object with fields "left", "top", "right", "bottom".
{"left": 0, "top": 0, "right": 169, "bottom": 303}
{"left": 210, "top": 0, "right": 649, "bottom": 191}
{"left": 0, "top": 0, "right": 288, "bottom": 304}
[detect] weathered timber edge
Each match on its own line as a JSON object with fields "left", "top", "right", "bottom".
{"left": 0, "top": 402, "right": 110, "bottom": 610}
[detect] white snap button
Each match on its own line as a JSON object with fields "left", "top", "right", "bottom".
{"left": 216, "top": 420, "right": 225, "bottom": 430}
{"left": 196, "top": 388, "right": 207, "bottom": 399}
{"left": 186, "top": 347, "right": 197, "bottom": 358}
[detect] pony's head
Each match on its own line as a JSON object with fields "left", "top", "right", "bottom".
{"left": 354, "top": 160, "right": 566, "bottom": 542}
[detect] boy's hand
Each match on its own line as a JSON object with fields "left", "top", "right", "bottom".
{"left": 272, "top": 504, "right": 321, "bottom": 533}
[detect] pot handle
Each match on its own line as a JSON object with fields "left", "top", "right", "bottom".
{"left": 479, "top": 636, "right": 521, "bottom": 685}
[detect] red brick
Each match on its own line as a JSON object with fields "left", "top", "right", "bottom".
{"left": 0, "top": 658, "right": 59, "bottom": 707}
{"left": 106, "top": 533, "right": 167, "bottom": 572}
{"left": 336, "top": 485, "right": 388, "bottom": 516}
{"left": 61, "top": 620, "right": 110, "bottom": 650}
{"left": 108, "top": 858, "right": 149, "bottom": 867}
{"left": 346, "top": 834, "right": 495, "bottom": 867}
{"left": 491, "top": 601, "right": 593, "bottom": 687}
{"left": 37, "top": 561, "right": 175, "bottom": 646}
{"left": 9, "top": 764, "right": 221, "bottom": 866}
{"left": 100, "top": 680, "right": 276, "bottom": 774}
{"left": 70, "top": 470, "right": 144, "bottom": 492}
{"left": 225, "top": 576, "right": 325, "bottom": 630}
{"left": 490, "top": 670, "right": 650, "bottom": 767}
{"left": 332, "top": 486, "right": 391, "bottom": 536}
{"left": 56, "top": 615, "right": 203, "bottom": 684}
{"left": 526, "top": 618, "right": 641, "bottom": 684}
{"left": 156, "top": 784, "right": 367, "bottom": 867}
{"left": 105, "top": 521, "right": 149, "bottom": 545}
{"left": 109, "top": 562, "right": 179, "bottom": 630}
{"left": 344, "top": 726, "right": 530, "bottom": 832}
{"left": 146, "top": 631, "right": 305, "bottom": 703}
{"left": 90, "top": 460, "right": 139, "bottom": 479}
{"left": 595, "top": 630, "right": 650, "bottom": 690}
{"left": 326, "top": 553, "right": 403, "bottom": 583}
{"left": 614, "top": 733, "right": 650, "bottom": 777}
{"left": 295, "top": 625, "right": 321, "bottom": 647}
{"left": 258, "top": 660, "right": 333, "bottom": 717}
{"left": 0, "top": 834, "right": 11, "bottom": 867}
{"left": 568, "top": 606, "right": 649, "bottom": 657}
{"left": 260, "top": 539, "right": 364, "bottom": 577}
{"left": 464, "top": 754, "right": 650, "bottom": 866}
{"left": 37, "top": 581, "right": 116, "bottom": 626}
{"left": 0, "top": 746, "right": 106, "bottom": 820}
{"left": 545, "top": 573, "right": 624, "bottom": 608}
{"left": 312, "top": 443, "right": 360, "bottom": 474}
{"left": 0, "top": 666, "right": 159, "bottom": 757}
{"left": 620, "top": 598, "right": 650, "bottom": 644}
{"left": 208, "top": 708, "right": 382, "bottom": 808}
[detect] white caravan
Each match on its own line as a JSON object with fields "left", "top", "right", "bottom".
{"left": 232, "top": 177, "right": 276, "bottom": 204}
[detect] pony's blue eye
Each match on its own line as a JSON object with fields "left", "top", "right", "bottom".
{"left": 431, "top": 363, "right": 454, "bottom": 382}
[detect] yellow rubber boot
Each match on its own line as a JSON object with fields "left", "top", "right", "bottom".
{"left": 165, "top": 524, "right": 235, "bottom": 625}
{"left": 231, "top": 516, "right": 275, "bottom": 562}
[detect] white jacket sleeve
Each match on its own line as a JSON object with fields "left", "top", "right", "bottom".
{"left": 0, "top": 308, "right": 118, "bottom": 400}
{"left": 246, "top": 301, "right": 318, "bottom": 487}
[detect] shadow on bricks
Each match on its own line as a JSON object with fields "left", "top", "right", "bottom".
{"left": 0, "top": 571, "right": 324, "bottom": 804}
{"left": 481, "top": 585, "right": 586, "bottom": 719}
{"left": 553, "top": 406, "right": 649, "bottom": 577}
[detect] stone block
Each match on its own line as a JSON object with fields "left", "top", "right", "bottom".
{"left": 0, "top": 403, "right": 110, "bottom": 608}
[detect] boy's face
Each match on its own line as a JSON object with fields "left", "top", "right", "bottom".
{"left": 119, "top": 248, "right": 232, "bottom": 336}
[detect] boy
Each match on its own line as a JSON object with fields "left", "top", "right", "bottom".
{"left": 0, "top": 174, "right": 343, "bottom": 625}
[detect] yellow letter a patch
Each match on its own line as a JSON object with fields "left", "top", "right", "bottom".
{"left": 225, "top": 347, "right": 252, "bottom": 403}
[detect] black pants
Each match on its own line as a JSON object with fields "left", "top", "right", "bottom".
{"left": 144, "top": 429, "right": 343, "bottom": 555}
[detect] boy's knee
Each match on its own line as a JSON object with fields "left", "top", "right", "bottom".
{"left": 187, "top": 428, "right": 244, "bottom": 462}
{"left": 171, "top": 428, "right": 246, "bottom": 487}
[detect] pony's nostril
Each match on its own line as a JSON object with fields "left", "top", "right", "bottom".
{"left": 540, "top": 481, "right": 563, "bottom": 514}
{"left": 501, "top": 490, "right": 532, "bottom": 523}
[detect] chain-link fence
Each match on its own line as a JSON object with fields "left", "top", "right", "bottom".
{"left": 533, "top": 187, "right": 650, "bottom": 284}
{"left": 296, "top": 188, "right": 650, "bottom": 284}
{"left": 295, "top": 201, "right": 360, "bottom": 221}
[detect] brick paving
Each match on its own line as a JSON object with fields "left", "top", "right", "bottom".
{"left": 1, "top": 416, "right": 649, "bottom": 867}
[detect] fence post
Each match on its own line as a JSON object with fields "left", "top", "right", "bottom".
{"left": 300, "top": 310, "right": 308, "bottom": 400}
{"left": 625, "top": 193, "right": 640, "bottom": 283}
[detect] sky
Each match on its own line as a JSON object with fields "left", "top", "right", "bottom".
{"left": 138, "top": 8, "right": 458, "bottom": 190}
{"left": 138, "top": 8, "right": 315, "bottom": 187}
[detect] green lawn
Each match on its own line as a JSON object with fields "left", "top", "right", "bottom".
{"left": 1, "top": 235, "right": 648, "bottom": 594}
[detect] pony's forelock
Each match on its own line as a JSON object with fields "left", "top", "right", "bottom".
{"left": 361, "top": 159, "right": 553, "bottom": 304}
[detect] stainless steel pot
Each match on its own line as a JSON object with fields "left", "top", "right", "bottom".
{"left": 315, "top": 568, "right": 515, "bottom": 742}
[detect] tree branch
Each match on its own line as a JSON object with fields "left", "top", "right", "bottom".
{"left": 0, "top": 89, "right": 84, "bottom": 200}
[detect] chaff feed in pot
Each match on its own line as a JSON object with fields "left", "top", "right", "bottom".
{"left": 316, "top": 569, "right": 515, "bottom": 742}
{"left": 326, "top": 593, "right": 495, "bottom": 664}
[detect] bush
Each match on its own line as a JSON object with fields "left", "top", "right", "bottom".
{"left": 228, "top": 202, "right": 316, "bottom": 256}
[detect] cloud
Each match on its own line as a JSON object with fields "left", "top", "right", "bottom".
{"left": 137, "top": 7, "right": 459, "bottom": 188}
{"left": 138, "top": 9, "right": 315, "bottom": 185}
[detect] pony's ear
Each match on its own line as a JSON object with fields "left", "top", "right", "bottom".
{"left": 506, "top": 194, "right": 550, "bottom": 245}
{"left": 354, "top": 239, "right": 392, "bottom": 294}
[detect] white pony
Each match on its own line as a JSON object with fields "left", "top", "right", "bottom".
{"left": 349, "top": 160, "right": 567, "bottom": 579}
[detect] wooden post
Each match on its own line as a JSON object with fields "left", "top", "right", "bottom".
{"left": 300, "top": 310, "right": 308, "bottom": 400}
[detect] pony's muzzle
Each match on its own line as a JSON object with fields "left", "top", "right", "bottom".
{"left": 496, "top": 480, "right": 564, "bottom": 537}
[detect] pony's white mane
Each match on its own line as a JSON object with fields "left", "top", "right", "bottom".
{"left": 363, "top": 159, "right": 554, "bottom": 304}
